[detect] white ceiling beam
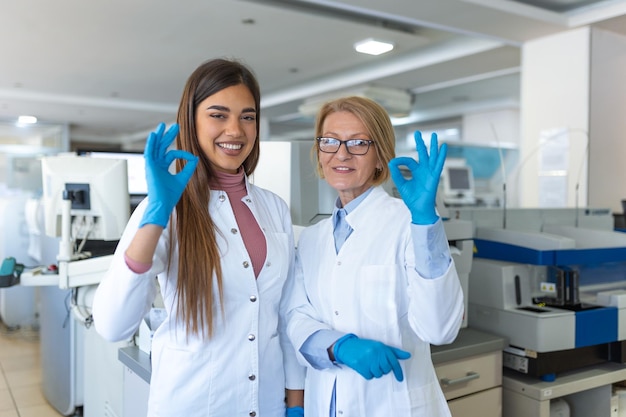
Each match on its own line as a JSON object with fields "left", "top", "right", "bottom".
{"left": 0, "top": 89, "right": 177, "bottom": 114}
{"left": 261, "top": 36, "right": 505, "bottom": 108}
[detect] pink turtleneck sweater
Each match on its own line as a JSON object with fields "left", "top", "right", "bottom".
{"left": 126, "top": 168, "right": 267, "bottom": 278}
{"left": 211, "top": 169, "right": 267, "bottom": 278}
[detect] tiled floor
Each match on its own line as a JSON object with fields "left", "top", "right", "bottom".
{"left": 0, "top": 323, "right": 62, "bottom": 417}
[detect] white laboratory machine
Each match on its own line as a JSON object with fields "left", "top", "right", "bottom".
{"left": 21, "top": 154, "right": 131, "bottom": 416}
{"left": 454, "top": 207, "right": 626, "bottom": 380}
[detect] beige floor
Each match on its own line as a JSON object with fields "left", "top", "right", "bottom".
{"left": 0, "top": 324, "right": 63, "bottom": 417}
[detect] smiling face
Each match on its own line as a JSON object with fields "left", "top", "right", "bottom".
{"left": 319, "top": 110, "right": 382, "bottom": 206}
{"left": 195, "top": 84, "right": 257, "bottom": 174}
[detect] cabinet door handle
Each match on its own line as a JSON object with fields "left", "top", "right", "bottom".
{"left": 440, "top": 371, "right": 480, "bottom": 386}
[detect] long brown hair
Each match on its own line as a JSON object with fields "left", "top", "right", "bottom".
{"left": 173, "top": 58, "right": 261, "bottom": 338}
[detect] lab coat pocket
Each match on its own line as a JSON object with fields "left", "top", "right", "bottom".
{"left": 358, "top": 265, "right": 400, "bottom": 342}
{"left": 150, "top": 344, "right": 210, "bottom": 415}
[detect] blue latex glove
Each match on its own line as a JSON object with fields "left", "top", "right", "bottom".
{"left": 139, "top": 123, "right": 199, "bottom": 228}
{"left": 388, "top": 131, "right": 447, "bottom": 225}
{"left": 286, "top": 406, "right": 304, "bottom": 417}
{"left": 333, "top": 334, "right": 411, "bottom": 382}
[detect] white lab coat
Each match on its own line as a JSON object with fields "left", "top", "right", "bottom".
{"left": 93, "top": 178, "right": 304, "bottom": 417}
{"left": 286, "top": 186, "right": 464, "bottom": 417}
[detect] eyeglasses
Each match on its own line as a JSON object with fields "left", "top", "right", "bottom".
{"left": 316, "top": 137, "right": 375, "bottom": 155}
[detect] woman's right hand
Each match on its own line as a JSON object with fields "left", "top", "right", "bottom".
{"left": 139, "top": 123, "right": 198, "bottom": 228}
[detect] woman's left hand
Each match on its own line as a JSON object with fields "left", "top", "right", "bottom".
{"left": 388, "top": 131, "right": 447, "bottom": 225}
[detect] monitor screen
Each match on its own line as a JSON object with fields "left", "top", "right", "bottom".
{"left": 442, "top": 165, "right": 475, "bottom": 205}
{"left": 41, "top": 154, "right": 130, "bottom": 241}
{"left": 447, "top": 167, "right": 472, "bottom": 190}
{"left": 78, "top": 151, "right": 147, "bottom": 195}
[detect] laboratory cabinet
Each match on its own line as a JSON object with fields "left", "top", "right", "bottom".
{"left": 502, "top": 362, "right": 626, "bottom": 417}
{"left": 436, "top": 351, "right": 502, "bottom": 417}
{"left": 432, "top": 327, "right": 507, "bottom": 417}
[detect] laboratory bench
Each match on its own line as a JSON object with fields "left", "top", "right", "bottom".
{"left": 503, "top": 361, "right": 626, "bottom": 417}
{"left": 118, "top": 327, "right": 507, "bottom": 417}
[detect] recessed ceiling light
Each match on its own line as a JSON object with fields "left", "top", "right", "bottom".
{"left": 17, "top": 115, "right": 37, "bottom": 125}
{"left": 354, "top": 38, "right": 394, "bottom": 56}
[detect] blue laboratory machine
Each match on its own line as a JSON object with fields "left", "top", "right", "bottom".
{"left": 453, "top": 207, "right": 626, "bottom": 381}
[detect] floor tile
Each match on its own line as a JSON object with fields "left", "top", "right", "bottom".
{"left": 3, "top": 368, "right": 41, "bottom": 389}
{"left": 11, "top": 384, "right": 48, "bottom": 408}
{"left": 17, "top": 404, "right": 64, "bottom": 417}
{"left": 0, "top": 325, "right": 63, "bottom": 416}
{"left": 0, "top": 353, "right": 40, "bottom": 373}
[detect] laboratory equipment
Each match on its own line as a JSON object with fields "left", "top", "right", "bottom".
{"left": 40, "top": 154, "right": 129, "bottom": 288}
{"left": 27, "top": 154, "right": 132, "bottom": 416}
{"left": 0, "top": 257, "right": 24, "bottom": 287}
{"left": 41, "top": 154, "right": 129, "bottom": 242}
{"left": 0, "top": 193, "right": 38, "bottom": 329}
{"left": 441, "top": 164, "right": 476, "bottom": 206}
{"left": 456, "top": 207, "right": 626, "bottom": 380}
{"left": 77, "top": 150, "right": 147, "bottom": 212}
{"left": 442, "top": 218, "right": 474, "bottom": 328}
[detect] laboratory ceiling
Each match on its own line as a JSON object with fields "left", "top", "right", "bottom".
{"left": 0, "top": 0, "right": 625, "bottom": 147}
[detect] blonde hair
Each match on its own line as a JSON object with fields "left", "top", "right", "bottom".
{"left": 312, "top": 96, "right": 396, "bottom": 186}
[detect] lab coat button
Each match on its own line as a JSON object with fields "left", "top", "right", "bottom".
{"left": 218, "top": 194, "right": 226, "bottom": 202}
{"left": 249, "top": 412, "right": 256, "bottom": 417}
{"left": 334, "top": 311, "right": 339, "bottom": 315}
{"left": 248, "top": 374, "right": 256, "bottom": 380}
{"left": 337, "top": 261, "right": 342, "bottom": 266}
{"left": 249, "top": 295, "right": 257, "bottom": 302}
{"left": 265, "top": 261, "right": 271, "bottom": 267}
{"left": 231, "top": 228, "right": 238, "bottom": 234}
{"left": 246, "top": 198, "right": 252, "bottom": 203}
{"left": 243, "top": 261, "right": 250, "bottom": 268}
{"left": 248, "top": 334, "right": 255, "bottom": 341}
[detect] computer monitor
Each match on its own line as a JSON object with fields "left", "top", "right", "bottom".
{"left": 442, "top": 165, "right": 475, "bottom": 205}
{"left": 77, "top": 151, "right": 147, "bottom": 196}
{"left": 41, "top": 154, "right": 130, "bottom": 241}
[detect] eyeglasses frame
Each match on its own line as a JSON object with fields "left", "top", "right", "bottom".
{"left": 315, "top": 137, "right": 375, "bottom": 155}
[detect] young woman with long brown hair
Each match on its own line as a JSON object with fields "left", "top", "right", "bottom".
{"left": 93, "top": 58, "right": 304, "bottom": 417}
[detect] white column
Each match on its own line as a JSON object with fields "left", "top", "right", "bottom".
{"left": 520, "top": 26, "right": 626, "bottom": 213}
{"left": 588, "top": 29, "right": 626, "bottom": 213}
{"left": 520, "top": 27, "right": 590, "bottom": 209}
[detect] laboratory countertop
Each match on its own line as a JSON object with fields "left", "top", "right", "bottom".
{"left": 119, "top": 346, "right": 152, "bottom": 384}
{"left": 118, "top": 327, "right": 507, "bottom": 385}
{"left": 431, "top": 327, "right": 508, "bottom": 364}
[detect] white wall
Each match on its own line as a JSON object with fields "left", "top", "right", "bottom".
{"left": 462, "top": 108, "right": 520, "bottom": 147}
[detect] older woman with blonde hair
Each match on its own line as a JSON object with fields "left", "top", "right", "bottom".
{"left": 286, "top": 96, "right": 464, "bottom": 416}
